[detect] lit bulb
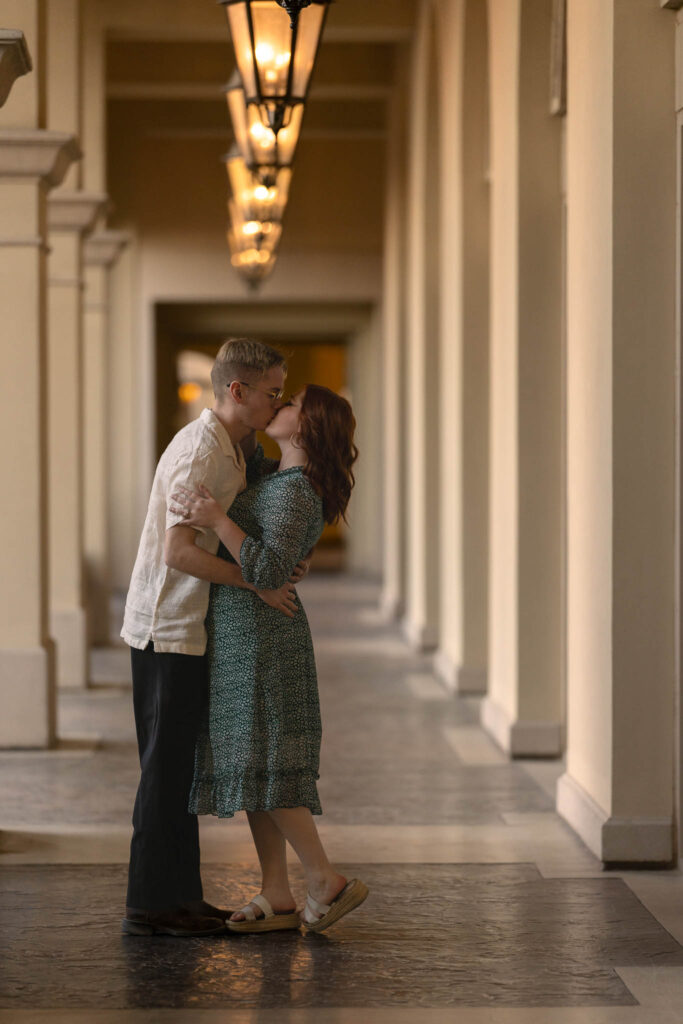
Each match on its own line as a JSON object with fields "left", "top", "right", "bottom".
{"left": 255, "top": 42, "right": 275, "bottom": 65}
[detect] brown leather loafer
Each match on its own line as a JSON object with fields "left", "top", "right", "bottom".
{"left": 181, "top": 899, "right": 234, "bottom": 923}
{"left": 122, "top": 907, "right": 225, "bottom": 937}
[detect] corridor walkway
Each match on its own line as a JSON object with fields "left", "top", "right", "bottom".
{"left": 2, "top": 575, "right": 683, "bottom": 1021}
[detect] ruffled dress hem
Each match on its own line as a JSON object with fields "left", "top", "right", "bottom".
{"left": 189, "top": 771, "right": 322, "bottom": 818}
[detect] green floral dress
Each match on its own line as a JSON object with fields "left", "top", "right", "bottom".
{"left": 189, "top": 450, "right": 325, "bottom": 818}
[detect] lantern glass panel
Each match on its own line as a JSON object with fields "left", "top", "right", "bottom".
{"left": 225, "top": 4, "right": 258, "bottom": 100}
{"left": 247, "top": 3, "right": 293, "bottom": 99}
{"left": 226, "top": 77, "right": 252, "bottom": 164}
{"left": 290, "top": 3, "right": 326, "bottom": 98}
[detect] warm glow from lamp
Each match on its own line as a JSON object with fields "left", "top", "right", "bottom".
{"left": 178, "top": 382, "right": 203, "bottom": 404}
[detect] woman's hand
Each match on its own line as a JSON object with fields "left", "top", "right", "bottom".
{"left": 169, "top": 484, "right": 224, "bottom": 531}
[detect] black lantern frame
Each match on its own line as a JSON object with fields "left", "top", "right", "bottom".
{"left": 218, "top": 0, "right": 332, "bottom": 134}
{"left": 224, "top": 71, "right": 303, "bottom": 188}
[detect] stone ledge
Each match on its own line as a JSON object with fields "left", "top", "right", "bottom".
{"left": 83, "top": 230, "right": 131, "bottom": 267}
{"left": 48, "top": 192, "right": 109, "bottom": 234}
{"left": 0, "top": 30, "right": 32, "bottom": 108}
{"left": 0, "top": 130, "right": 81, "bottom": 188}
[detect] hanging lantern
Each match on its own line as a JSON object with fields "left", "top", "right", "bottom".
{"left": 218, "top": 0, "right": 331, "bottom": 134}
{"left": 225, "top": 146, "right": 292, "bottom": 223}
{"left": 228, "top": 198, "right": 283, "bottom": 254}
{"left": 227, "top": 222, "right": 279, "bottom": 287}
{"left": 225, "top": 71, "right": 303, "bottom": 187}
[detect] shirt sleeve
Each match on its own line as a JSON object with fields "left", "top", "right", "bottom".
{"left": 165, "top": 449, "right": 233, "bottom": 535}
{"left": 239, "top": 476, "right": 321, "bottom": 589}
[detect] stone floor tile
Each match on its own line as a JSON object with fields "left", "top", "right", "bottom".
{"left": 2, "top": 863, "right": 683, "bottom": 1010}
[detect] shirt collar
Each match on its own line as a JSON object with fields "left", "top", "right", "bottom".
{"left": 201, "top": 408, "right": 245, "bottom": 469}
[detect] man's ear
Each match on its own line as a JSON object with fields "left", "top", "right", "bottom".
{"left": 227, "top": 380, "right": 243, "bottom": 403}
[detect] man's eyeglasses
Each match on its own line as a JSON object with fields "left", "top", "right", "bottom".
{"left": 233, "top": 380, "right": 284, "bottom": 401}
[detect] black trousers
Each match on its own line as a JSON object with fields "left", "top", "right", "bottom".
{"left": 126, "top": 643, "right": 208, "bottom": 911}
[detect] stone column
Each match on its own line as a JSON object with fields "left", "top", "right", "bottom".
{"left": 83, "top": 231, "right": 129, "bottom": 645}
{"left": 557, "top": 0, "right": 677, "bottom": 865}
{"left": 403, "top": 0, "right": 441, "bottom": 650}
{"left": 380, "top": 68, "right": 408, "bottom": 620}
{"left": 0, "top": 0, "right": 79, "bottom": 748}
{"left": 0, "top": 29, "right": 31, "bottom": 107}
{"left": 44, "top": 0, "right": 109, "bottom": 684}
{"left": 47, "top": 192, "right": 107, "bottom": 687}
{"left": 481, "top": 0, "right": 564, "bottom": 756}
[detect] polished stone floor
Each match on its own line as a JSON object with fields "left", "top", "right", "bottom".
{"left": 2, "top": 575, "right": 683, "bottom": 1023}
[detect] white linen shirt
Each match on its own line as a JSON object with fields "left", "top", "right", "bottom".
{"left": 121, "top": 408, "right": 247, "bottom": 655}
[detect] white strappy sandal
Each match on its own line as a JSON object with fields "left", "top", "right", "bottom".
{"left": 301, "top": 878, "right": 369, "bottom": 933}
{"left": 227, "top": 893, "right": 301, "bottom": 933}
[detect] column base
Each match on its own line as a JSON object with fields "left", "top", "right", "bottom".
{"left": 481, "top": 695, "right": 562, "bottom": 757}
{"left": 434, "top": 648, "right": 487, "bottom": 694}
{"left": 401, "top": 616, "right": 438, "bottom": 652}
{"left": 50, "top": 606, "right": 88, "bottom": 688}
{"left": 557, "top": 772, "right": 674, "bottom": 867}
{"left": 0, "top": 644, "right": 56, "bottom": 748}
{"left": 379, "top": 588, "right": 404, "bottom": 622}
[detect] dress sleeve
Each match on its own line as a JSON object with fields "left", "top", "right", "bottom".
{"left": 239, "top": 475, "right": 321, "bottom": 589}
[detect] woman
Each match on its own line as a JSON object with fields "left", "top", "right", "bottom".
{"left": 170, "top": 384, "right": 368, "bottom": 934}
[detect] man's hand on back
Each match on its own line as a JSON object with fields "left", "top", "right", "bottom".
{"left": 290, "top": 551, "right": 313, "bottom": 583}
{"left": 257, "top": 581, "right": 298, "bottom": 618}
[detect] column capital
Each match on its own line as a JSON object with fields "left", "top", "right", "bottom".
{"left": 0, "top": 129, "right": 81, "bottom": 188}
{"left": 84, "top": 230, "right": 131, "bottom": 267}
{"left": 48, "top": 191, "right": 109, "bottom": 234}
{"left": 0, "top": 30, "right": 32, "bottom": 108}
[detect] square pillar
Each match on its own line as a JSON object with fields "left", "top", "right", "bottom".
{"left": 481, "top": 0, "right": 564, "bottom": 756}
{"left": 557, "top": 0, "right": 677, "bottom": 865}
{"left": 47, "top": 192, "right": 107, "bottom": 687}
{"left": 0, "top": 125, "right": 80, "bottom": 745}
{"left": 83, "top": 230, "right": 129, "bottom": 645}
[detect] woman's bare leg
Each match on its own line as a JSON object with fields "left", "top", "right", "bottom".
{"left": 268, "top": 807, "right": 346, "bottom": 907}
{"left": 229, "top": 810, "right": 296, "bottom": 921}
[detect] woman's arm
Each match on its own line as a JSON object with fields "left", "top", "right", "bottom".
{"left": 170, "top": 483, "right": 312, "bottom": 585}
{"left": 165, "top": 524, "right": 298, "bottom": 617}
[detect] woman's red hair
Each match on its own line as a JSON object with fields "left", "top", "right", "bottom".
{"left": 298, "top": 385, "right": 358, "bottom": 525}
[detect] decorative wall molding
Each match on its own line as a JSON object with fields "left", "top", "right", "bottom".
{"left": 84, "top": 230, "right": 131, "bottom": 267}
{"left": 0, "top": 30, "right": 32, "bottom": 108}
{"left": 48, "top": 192, "right": 109, "bottom": 234}
{"left": 0, "top": 130, "right": 80, "bottom": 188}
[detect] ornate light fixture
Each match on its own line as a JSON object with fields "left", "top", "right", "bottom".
{"left": 225, "top": 71, "right": 303, "bottom": 187}
{"left": 228, "top": 197, "right": 283, "bottom": 253}
{"left": 218, "top": 0, "right": 331, "bottom": 134}
{"left": 228, "top": 222, "right": 279, "bottom": 288}
{"left": 225, "top": 146, "right": 292, "bottom": 223}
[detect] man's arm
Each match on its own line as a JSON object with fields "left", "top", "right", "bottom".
{"left": 164, "top": 525, "right": 297, "bottom": 617}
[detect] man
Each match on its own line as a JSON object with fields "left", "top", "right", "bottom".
{"left": 121, "top": 338, "right": 299, "bottom": 936}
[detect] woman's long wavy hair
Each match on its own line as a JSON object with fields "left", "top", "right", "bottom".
{"left": 298, "top": 385, "right": 358, "bottom": 525}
